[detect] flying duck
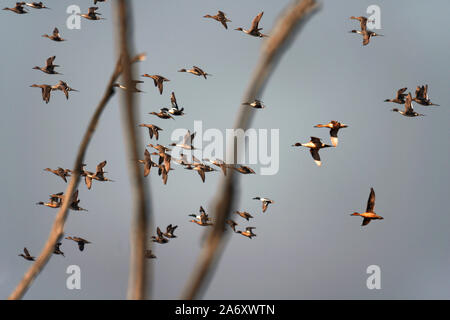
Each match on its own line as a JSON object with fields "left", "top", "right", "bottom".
{"left": 234, "top": 211, "right": 253, "bottom": 221}
{"left": 235, "top": 12, "right": 268, "bottom": 37}
{"left": 53, "top": 242, "right": 64, "bottom": 257}
{"left": 152, "top": 227, "right": 169, "bottom": 244}
{"left": 163, "top": 224, "right": 178, "bottom": 238}
{"left": 292, "top": 137, "right": 333, "bottom": 166}
{"left": 253, "top": 197, "right": 274, "bottom": 213}
{"left": 178, "top": 66, "right": 211, "bottom": 79}
{"left": 42, "top": 28, "right": 65, "bottom": 42}
{"left": 236, "top": 227, "right": 256, "bottom": 239}
{"left": 138, "top": 149, "right": 158, "bottom": 177}
{"left": 384, "top": 87, "right": 407, "bottom": 104}
{"left": 141, "top": 74, "right": 169, "bottom": 94}
{"left": 392, "top": 92, "right": 425, "bottom": 117}
{"left": 25, "top": 2, "right": 49, "bottom": 9}
{"left": 413, "top": 84, "right": 439, "bottom": 106}
{"left": 139, "top": 124, "right": 162, "bottom": 140}
{"left": 30, "top": 84, "right": 52, "bottom": 103}
{"left": 203, "top": 11, "right": 231, "bottom": 29}
{"left": 3, "top": 2, "right": 27, "bottom": 14}
{"left": 65, "top": 236, "right": 91, "bottom": 251}
{"left": 314, "top": 121, "right": 348, "bottom": 147}
{"left": 226, "top": 219, "right": 238, "bottom": 232}
{"left": 170, "top": 130, "right": 196, "bottom": 150}
{"left": 242, "top": 99, "right": 265, "bottom": 109}
{"left": 350, "top": 188, "right": 383, "bottom": 226}
{"left": 80, "top": 7, "right": 104, "bottom": 20}
{"left": 19, "top": 247, "right": 35, "bottom": 261}
{"left": 113, "top": 80, "right": 145, "bottom": 93}
{"left": 51, "top": 80, "right": 78, "bottom": 100}
{"left": 232, "top": 165, "right": 256, "bottom": 174}
{"left": 145, "top": 249, "right": 156, "bottom": 259}
{"left": 44, "top": 167, "right": 71, "bottom": 182}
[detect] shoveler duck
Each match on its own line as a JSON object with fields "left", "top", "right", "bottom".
{"left": 79, "top": 7, "right": 104, "bottom": 20}
{"left": 170, "top": 130, "right": 196, "bottom": 150}
{"left": 203, "top": 158, "right": 228, "bottom": 175}
{"left": 152, "top": 227, "right": 169, "bottom": 244}
{"left": 83, "top": 161, "right": 114, "bottom": 189}
{"left": 163, "top": 224, "right": 178, "bottom": 238}
{"left": 234, "top": 211, "right": 253, "bottom": 221}
{"left": 253, "top": 197, "right": 273, "bottom": 213}
{"left": 350, "top": 188, "right": 383, "bottom": 226}
{"left": 139, "top": 124, "right": 162, "bottom": 140}
{"left": 53, "top": 242, "right": 64, "bottom": 257}
{"left": 384, "top": 87, "right": 407, "bottom": 104}
{"left": 203, "top": 11, "right": 231, "bottom": 29}
{"left": 36, "top": 192, "right": 63, "bottom": 208}
{"left": 33, "top": 56, "right": 61, "bottom": 75}
{"left": 236, "top": 227, "right": 256, "bottom": 239}
{"left": 113, "top": 80, "right": 145, "bottom": 93}
{"left": 42, "top": 27, "right": 65, "bottom": 42}
{"left": 314, "top": 121, "right": 348, "bottom": 147}
{"left": 51, "top": 80, "right": 78, "bottom": 100}
{"left": 392, "top": 92, "right": 425, "bottom": 117}
{"left": 189, "top": 206, "right": 213, "bottom": 224}
{"left": 44, "top": 167, "right": 71, "bottom": 183}
{"left": 19, "top": 248, "right": 35, "bottom": 261}
{"left": 178, "top": 66, "right": 211, "bottom": 79}
{"left": 190, "top": 214, "right": 213, "bottom": 226}
{"left": 226, "top": 219, "right": 238, "bottom": 232}
{"left": 65, "top": 236, "right": 91, "bottom": 251}
{"left": 235, "top": 12, "right": 268, "bottom": 38}
{"left": 413, "top": 84, "right": 439, "bottom": 106}
{"left": 161, "top": 92, "right": 185, "bottom": 116}
{"left": 145, "top": 249, "right": 156, "bottom": 259}
{"left": 25, "top": 2, "right": 49, "bottom": 9}
{"left": 141, "top": 74, "right": 169, "bottom": 94}
{"left": 232, "top": 165, "right": 255, "bottom": 174}
{"left": 138, "top": 149, "right": 158, "bottom": 177}
{"left": 242, "top": 99, "right": 265, "bottom": 109}
{"left": 149, "top": 109, "right": 175, "bottom": 120}
{"left": 292, "top": 137, "right": 333, "bottom": 166}
{"left": 3, "top": 2, "right": 27, "bottom": 14}
{"left": 30, "top": 84, "right": 52, "bottom": 103}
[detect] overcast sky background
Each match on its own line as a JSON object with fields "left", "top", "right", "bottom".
{"left": 0, "top": 0, "right": 449, "bottom": 299}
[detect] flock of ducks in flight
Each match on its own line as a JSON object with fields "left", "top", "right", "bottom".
{"left": 5, "top": 2, "right": 442, "bottom": 263}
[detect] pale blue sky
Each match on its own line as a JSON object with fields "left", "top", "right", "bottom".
{"left": 0, "top": 0, "right": 449, "bottom": 299}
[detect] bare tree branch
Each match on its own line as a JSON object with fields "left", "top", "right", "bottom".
{"left": 181, "top": 0, "right": 319, "bottom": 300}
{"left": 115, "top": 0, "right": 151, "bottom": 300}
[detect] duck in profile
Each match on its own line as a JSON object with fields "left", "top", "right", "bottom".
{"left": 242, "top": 99, "right": 265, "bottom": 109}
{"left": 189, "top": 206, "right": 212, "bottom": 222}
{"left": 141, "top": 74, "right": 169, "bottom": 94}
{"left": 83, "top": 161, "right": 114, "bottom": 190}
{"left": 30, "top": 84, "right": 52, "bottom": 103}
{"left": 232, "top": 165, "right": 255, "bottom": 174}
{"left": 253, "top": 197, "right": 274, "bottom": 213}
{"left": 3, "top": 2, "right": 27, "bottom": 14}
{"left": 178, "top": 66, "right": 211, "bottom": 79}
{"left": 292, "top": 137, "right": 333, "bottom": 166}
{"left": 148, "top": 144, "right": 172, "bottom": 173}
{"left": 19, "top": 248, "right": 35, "bottom": 261}
{"left": 152, "top": 227, "right": 169, "bottom": 244}
{"left": 53, "top": 242, "right": 64, "bottom": 257}
{"left": 190, "top": 212, "right": 213, "bottom": 226}
{"left": 138, "top": 149, "right": 158, "bottom": 177}
{"left": 79, "top": 6, "right": 104, "bottom": 20}
{"left": 65, "top": 236, "right": 91, "bottom": 251}
{"left": 234, "top": 211, "right": 253, "bottom": 221}
{"left": 226, "top": 219, "right": 238, "bottom": 232}
{"left": 25, "top": 2, "right": 49, "bottom": 9}
{"left": 170, "top": 130, "right": 196, "bottom": 150}
{"left": 203, "top": 158, "right": 228, "bottom": 176}
{"left": 384, "top": 87, "right": 407, "bottom": 104}
{"left": 192, "top": 163, "right": 216, "bottom": 183}
{"left": 314, "top": 121, "right": 348, "bottom": 147}
{"left": 203, "top": 11, "right": 231, "bottom": 29}
{"left": 350, "top": 188, "right": 383, "bottom": 226}
{"left": 42, "top": 28, "right": 65, "bottom": 42}
{"left": 145, "top": 249, "right": 156, "bottom": 259}
{"left": 392, "top": 93, "right": 425, "bottom": 117}
{"left": 163, "top": 224, "right": 178, "bottom": 238}
{"left": 139, "top": 124, "right": 162, "bottom": 140}
{"left": 36, "top": 192, "right": 63, "bottom": 208}
{"left": 235, "top": 12, "right": 268, "bottom": 38}
{"left": 51, "top": 80, "right": 78, "bottom": 100}
{"left": 236, "top": 227, "right": 256, "bottom": 239}
{"left": 113, "top": 80, "right": 145, "bottom": 93}
{"left": 413, "top": 84, "right": 439, "bottom": 106}
{"left": 349, "top": 16, "right": 382, "bottom": 46}
{"left": 33, "top": 56, "right": 61, "bottom": 75}
{"left": 149, "top": 109, "right": 175, "bottom": 120}
{"left": 44, "top": 167, "right": 71, "bottom": 182}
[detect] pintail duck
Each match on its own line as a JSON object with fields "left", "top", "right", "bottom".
{"left": 3, "top": 2, "right": 27, "bottom": 14}
{"left": 83, "top": 161, "right": 114, "bottom": 190}
{"left": 253, "top": 197, "right": 273, "bottom": 213}
{"left": 148, "top": 144, "right": 172, "bottom": 172}
{"left": 236, "top": 227, "right": 256, "bottom": 239}
{"left": 30, "top": 84, "right": 52, "bottom": 103}
{"left": 145, "top": 249, "right": 156, "bottom": 259}
{"left": 413, "top": 84, "right": 439, "bottom": 106}
{"left": 203, "top": 10, "right": 231, "bottom": 29}
{"left": 234, "top": 211, "right": 253, "bottom": 221}
{"left": 53, "top": 242, "right": 64, "bottom": 257}
{"left": 65, "top": 236, "right": 91, "bottom": 251}
{"left": 226, "top": 219, "right": 238, "bottom": 232}
{"left": 314, "top": 121, "right": 348, "bottom": 147}
{"left": 349, "top": 16, "right": 382, "bottom": 46}
{"left": 203, "top": 158, "right": 228, "bottom": 175}
{"left": 44, "top": 167, "right": 71, "bottom": 182}
{"left": 42, "top": 27, "right": 65, "bottom": 42}
{"left": 351, "top": 188, "right": 383, "bottom": 226}
{"left": 232, "top": 165, "right": 255, "bottom": 174}
{"left": 235, "top": 12, "right": 268, "bottom": 38}
{"left": 192, "top": 163, "right": 216, "bottom": 183}
{"left": 242, "top": 99, "right": 265, "bottom": 109}
{"left": 25, "top": 2, "right": 49, "bottom": 9}
{"left": 139, "top": 124, "right": 162, "bottom": 140}
{"left": 152, "top": 227, "right": 169, "bottom": 244}
{"left": 50, "top": 190, "right": 88, "bottom": 211}
{"left": 170, "top": 130, "right": 196, "bottom": 150}
{"left": 36, "top": 192, "right": 63, "bottom": 208}
{"left": 138, "top": 149, "right": 158, "bottom": 177}
{"left": 178, "top": 66, "right": 211, "bottom": 79}
{"left": 292, "top": 137, "right": 332, "bottom": 166}
{"left": 157, "top": 164, "right": 173, "bottom": 185}
{"left": 79, "top": 7, "right": 104, "bottom": 20}
{"left": 163, "top": 224, "right": 178, "bottom": 238}
{"left": 384, "top": 87, "right": 407, "bottom": 104}
{"left": 51, "top": 80, "right": 78, "bottom": 100}
{"left": 141, "top": 74, "right": 169, "bottom": 94}
{"left": 149, "top": 109, "right": 175, "bottom": 120}
{"left": 19, "top": 248, "right": 35, "bottom": 261}
{"left": 113, "top": 80, "right": 144, "bottom": 93}
{"left": 392, "top": 92, "right": 425, "bottom": 117}
{"left": 33, "top": 56, "right": 61, "bottom": 75}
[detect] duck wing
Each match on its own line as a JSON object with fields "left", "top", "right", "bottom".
{"left": 366, "top": 188, "right": 376, "bottom": 213}
{"left": 250, "top": 12, "right": 263, "bottom": 32}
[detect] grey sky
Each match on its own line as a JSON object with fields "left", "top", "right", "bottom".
{"left": 0, "top": 0, "right": 449, "bottom": 299}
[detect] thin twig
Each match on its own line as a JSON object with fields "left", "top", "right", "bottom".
{"left": 8, "top": 53, "right": 146, "bottom": 300}
{"left": 115, "top": 0, "right": 150, "bottom": 300}
{"left": 181, "top": 0, "right": 319, "bottom": 299}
